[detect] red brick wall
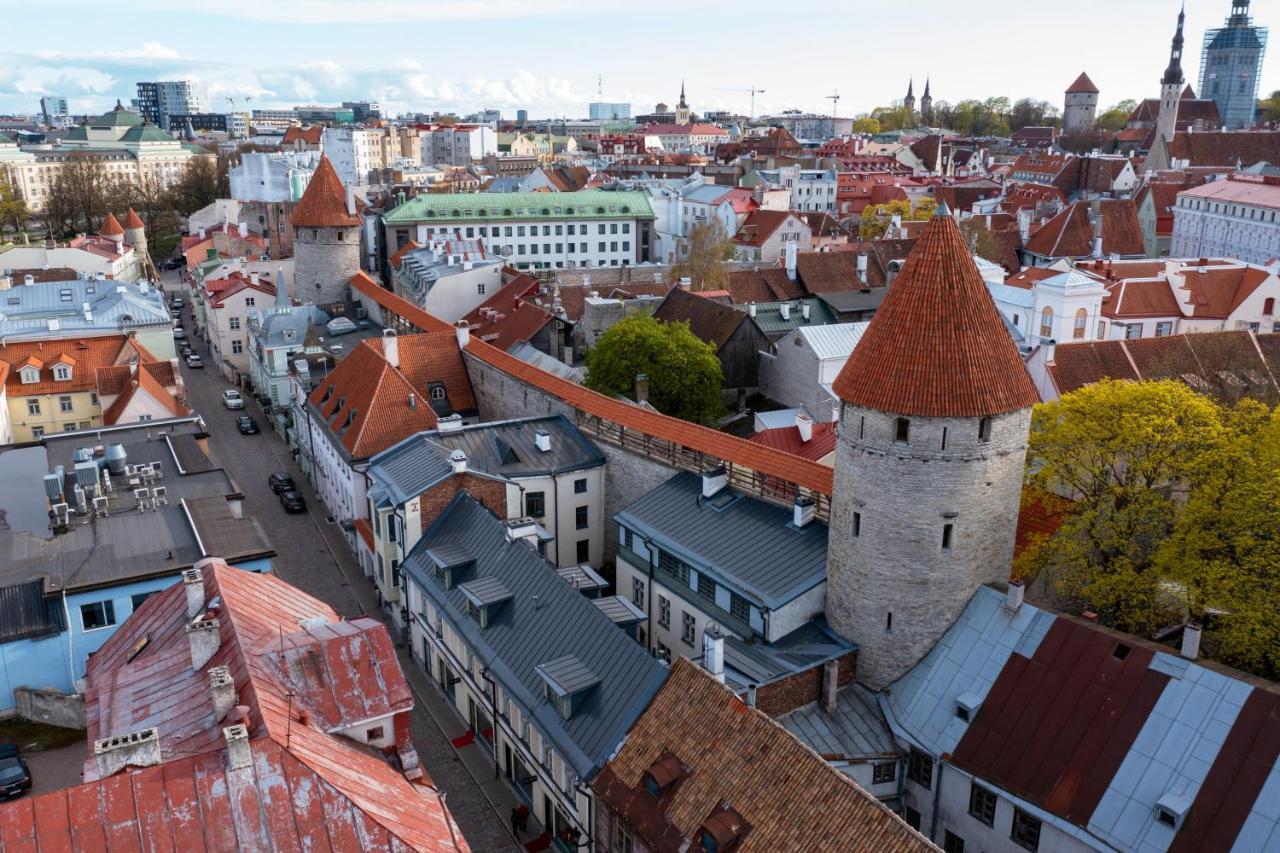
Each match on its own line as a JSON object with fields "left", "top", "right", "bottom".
{"left": 419, "top": 473, "right": 508, "bottom": 531}
{"left": 754, "top": 649, "right": 859, "bottom": 717}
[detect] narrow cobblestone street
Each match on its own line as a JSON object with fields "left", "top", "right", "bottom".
{"left": 172, "top": 297, "right": 520, "bottom": 853}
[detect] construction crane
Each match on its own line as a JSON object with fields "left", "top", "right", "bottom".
{"left": 826, "top": 92, "right": 840, "bottom": 117}
{"left": 714, "top": 85, "right": 767, "bottom": 118}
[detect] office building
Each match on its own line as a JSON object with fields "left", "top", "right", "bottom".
{"left": 133, "top": 80, "right": 209, "bottom": 127}
{"left": 589, "top": 102, "right": 631, "bottom": 121}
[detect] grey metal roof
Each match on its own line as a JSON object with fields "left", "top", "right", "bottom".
{"left": 592, "top": 595, "right": 645, "bottom": 625}
{"left": 404, "top": 493, "right": 666, "bottom": 778}
{"left": 366, "top": 434, "right": 456, "bottom": 507}
{"left": 987, "top": 282, "right": 1036, "bottom": 309}
{"left": 816, "top": 288, "right": 889, "bottom": 315}
{"left": 536, "top": 655, "right": 601, "bottom": 696}
{"left": 682, "top": 184, "right": 738, "bottom": 204}
{"left": 422, "top": 414, "right": 604, "bottom": 479}
{"left": 722, "top": 619, "right": 852, "bottom": 687}
{"left": 780, "top": 682, "right": 897, "bottom": 759}
{"left": 788, "top": 322, "right": 870, "bottom": 360}
{"left": 458, "top": 576, "right": 512, "bottom": 607}
{"left": 557, "top": 563, "right": 608, "bottom": 593}
{"left": 0, "top": 279, "right": 170, "bottom": 341}
{"left": 425, "top": 542, "right": 474, "bottom": 569}
{"left": 509, "top": 342, "right": 585, "bottom": 384}
{"left": 256, "top": 305, "right": 329, "bottom": 348}
{"left": 614, "top": 471, "right": 829, "bottom": 609}
{"left": 0, "top": 580, "right": 65, "bottom": 643}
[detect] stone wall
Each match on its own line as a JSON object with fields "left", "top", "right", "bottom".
{"left": 293, "top": 226, "right": 361, "bottom": 306}
{"left": 753, "top": 649, "right": 858, "bottom": 717}
{"left": 11, "top": 686, "right": 86, "bottom": 730}
{"left": 826, "top": 404, "right": 1031, "bottom": 690}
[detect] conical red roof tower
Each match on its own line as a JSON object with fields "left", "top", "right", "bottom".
{"left": 1065, "top": 71, "right": 1099, "bottom": 94}
{"left": 292, "top": 155, "right": 360, "bottom": 228}
{"left": 124, "top": 208, "right": 145, "bottom": 229}
{"left": 831, "top": 209, "right": 1039, "bottom": 418}
{"left": 99, "top": 212, "right": 124, "bottom": 237}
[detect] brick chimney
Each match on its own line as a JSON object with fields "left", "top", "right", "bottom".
{"left": 209, "top": 665, "right": 236, "bottom": 721}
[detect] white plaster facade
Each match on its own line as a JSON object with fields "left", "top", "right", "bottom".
{"left": 1170, "top": 180, "right": 1280, "bottom": 265}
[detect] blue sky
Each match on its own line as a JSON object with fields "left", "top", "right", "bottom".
{"left": 1, "top": 0, "right": 1275, "bottom": 120}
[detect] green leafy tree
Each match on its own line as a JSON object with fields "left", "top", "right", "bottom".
{"left": 0, "top": 173, "right": 27, "bottom": 238}
{"left": 670, "top": 220, "right": 735, "bottom": 292}
{"left": 1009, "top": 98, "right": 1060, "bottom": 132}
{"left": 851, "top": 116, "right": 881, "bottom": 134}
{"left": 870, "top": 103, "right": 914, "bottom": 131}
{"left": 584, "top": 313, "right": 725, "bottom": 425}
{"left": 1260, "top": 90, "right": 1280, "bottom": 124}
{"left": 1094, "top": 100, "right": 1137, "bottom": 132}
{"left": 859, "top": 196, "right": 937, "bottom": 239}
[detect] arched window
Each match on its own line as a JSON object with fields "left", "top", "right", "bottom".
{"left": 1040, "top": 307, "right": 1054, "bottom": 339}
{"left": 1265, "top": 298, "right": 1275, "bottom": 316}
{"left": 1073, "top": 308, "right": 1087, "bottom": 339}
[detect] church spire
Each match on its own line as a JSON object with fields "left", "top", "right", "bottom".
{"left": 906, "top": 77, "right": 914, "bottom": 99}
{"left": 922, "top": 77, "right": 931, "bottom": 98}
{"left": 1162, "top": 3, "right": 1186, "bottom": 85}
{"left": 678, "top": 80, "right": 687, "bottom": 109}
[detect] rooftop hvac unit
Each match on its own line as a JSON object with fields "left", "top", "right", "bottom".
{"left": 43, "top": 474, "right": 64, "bottom": 503}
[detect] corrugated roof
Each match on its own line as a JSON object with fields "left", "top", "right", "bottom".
{"left": 781, "top": 681, "right": 898, "bottom": 759}
{"left": 614, "top": 471, "right": 828, "bottom": 609}
{"left": 404, "top": 492, "right": 667, "bottom": 777}
{"left": 792, "top": 322, "right": 870, "bottom": 361}
{"left": 0, "top": 580, "right": 65, "bottom": 643}
{"left": 831, "top": 213, "right": 1040, "bottom": 417}
{"left": 593, "top": 658, "right": 937, "bottom": 852}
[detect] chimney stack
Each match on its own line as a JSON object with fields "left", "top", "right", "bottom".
{"left": 209, "top": 665, "right": 236, "bottom": 721}
{"left": 437, "top": 413, "right": 463, "bottom": 432}
{"left": 454, "top": 320, "right": 470, "bottom": 349}
{"left": 822, "top": 658, "right": 839, "bottom": 713}
{"left": 382, "top": 329, "right": 399, "bottom": 368}
{"left": 701, "top": 465, "right": 728, "bottom": 498}
{"left": 346, "top": 185, "right": 356, "bottom": 216}
{"left": 186, "top": 618, "right": 221, "bottom": 670}
{"left": 780, "top": 302, "right": 791, "bottom": 321}
{"left": 634, "top": 373, "right": 649, "bottom": 405}
{"left": 795, "top": 411, "right": 813, "bottom": 443}
{"left": 223, "top": 724, "right": 252, "bottom": 771}
{"left": 702, "top": 624, "right": 725, "bottom": 683}
{"left": 93, "top": 727, "right": 160, "bottom": 778}
{"left": 449, "top": 449, "right": 467, "bottom": 474}
{"left": 784, "top": 240, "right": 798, "bottom": 281}
{"left": 534, "top": 429, "right": 552, "bottom": 453}
{"left": 747, "top": 302, "right": 756, "bottom": 318}
{"left": 1181, "top": 623, "right": 1202, "bottom": 660}
{"left": 793, "top": 496, "right": 816, "bottom": 528}
{"left": 856, "top": 253, "right": 868, "bottom": 284}
{"left": 182, "top": 568, "right": 204, "bottom": 619}
{"left": 1006, "top": 578, "right": 1025, "bottom": 612}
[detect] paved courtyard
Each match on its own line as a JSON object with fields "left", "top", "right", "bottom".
{"left": 173, "top": 300, "right": 519, "bottom": 853}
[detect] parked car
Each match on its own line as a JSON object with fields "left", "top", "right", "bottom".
{"left": 222, "top": 389, "right": 245, "bottom": 410}
{"left": 179, "top": 343, "right": 194, "bottom": 356}
{"left": 326, "top": 317, "right": 357, "bottom": 336}
{"left": 0, "top": 745, "right": 31, "bottom": 800}
{"left": 236, "top": 415, "right": 259, "bottom": 435}
{"left": 279, "top": 490, "right": 307, "bottom": 513}
{"left": 268, "top": 472, "right": 295, "bottom": 494}
{"left": 172, "top": 297, "right": 184, "bottom": 309}
{"left": 173, "top": 328, "right": 186, "bottom": 340}
{"left": 185, "top": 353, "right": 203, "bottom": 368}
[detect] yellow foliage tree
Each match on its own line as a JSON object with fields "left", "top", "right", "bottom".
{"left": 859, "top": 197, "right": 937, "bottom": 239}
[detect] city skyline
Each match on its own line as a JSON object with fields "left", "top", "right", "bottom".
{"left": 1, "top": 0, "right": 1275, "bottom": 121}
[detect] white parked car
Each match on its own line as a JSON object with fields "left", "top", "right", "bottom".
{"left": 222, "top": 389, "right": 245, "bottom": 410}
{"left": 185, "top": 353, "right": 203, "bottom": 369}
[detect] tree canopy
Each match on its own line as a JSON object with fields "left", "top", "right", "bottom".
{"left": 584, "top": 312, "right": 725, "bottom": 425}
{"left": 1094, "top": 100, "right": 1137, "bottom": 133}
{"left": 859, "top": 196, "right": 937, "bottom": 239}
{"left": 670, "top": 220, "right": 735, "bottom": 292}
{"left": 1020, "top": 379, "right": 1280, "bottom": 678}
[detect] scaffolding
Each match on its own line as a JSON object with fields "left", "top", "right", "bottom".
{"left": 1198, "top": 10, "right": 1269, "bottom": 129}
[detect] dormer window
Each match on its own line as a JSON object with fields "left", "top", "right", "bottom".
{"left": 458, "top": 577, "right": 512, "bottom": 629}
{"left": 698, "top": 803, "right": 749, "bottom": 853}
{"left": 54, "top": 364, "right": 72, "bottom": 381}
{"left": 642, "top": 753, "right": 685, "bottom": 800}
{"left": 955, "top": 691, "right": 981, "bottom": 722}
{"left": 19, "top": 365, "right": 40, "bottom": 384}
{"left": 535, "top": 655, "right": 599, "bottom": 721}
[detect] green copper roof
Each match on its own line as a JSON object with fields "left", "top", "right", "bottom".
{"left": 93, "top": 104, "right": 143, "bottom": 128}
{"left": 384, "top": 190, "right": 653, "bottom": 224}
{"left": 61, "top": 126, "right": 89, "bottom": 141}
{"left": 120, "top": 123, "right": 173, "bottom": 142}
{"left": 0, "top": 132, "right": 14, "bottom": 144}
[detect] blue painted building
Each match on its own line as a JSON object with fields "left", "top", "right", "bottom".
{"left": 0, "top": 417, "right": 274, "bottom": 710}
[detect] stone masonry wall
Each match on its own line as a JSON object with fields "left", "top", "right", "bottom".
{"left": 294, "top": 227, "right": 361, "bottom": 306}
{"left": 12, "top": 687, "right": 86, "bottom": 730}
{"left": 825, "top": 405, "right": 1031, "bottom": 690}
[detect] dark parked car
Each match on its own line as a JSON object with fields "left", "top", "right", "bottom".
{"left": 0, "top": 745, "right": 31, "bottom": 800}
{"left": 279, "top": 490, "right": 307, "bottom": 513}
{"left": 236, "top": 416, "right": 259, "bottom": 435}
{"left": 268, "top": 472, "right": 295, "bottom": 494}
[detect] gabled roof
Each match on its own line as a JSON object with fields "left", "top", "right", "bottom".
{"left": 1025, "top": 200, "right": 1145, "bottom": 259}
{"left": 748, "top": 421, "right": 837, "bottom": 461}
{"left": 460, "top": 272, "right": 554, "bottom": 352}
{"left": 46, "top": 558, "right": 467, "bottom": 851}
{"left": 291, "top": 155, "right": 360, "bottom": 228}
{"left": 282, "top": 125, "right": 323, "bottom": 145}
{"left": 405, "top": 493, "right": 667, "bottom": 778}
{"left": 0, "top": 336, "right": 146, "bottom": 396}
{"left": 101, "top": 361, "right": 186, "bottom": 424}
{"left": 724, "top": 268, "right": 803, "bottom": 303}
{"left": 831, "top": 212, "right": 1039, "bottom": 417}
{"left": 420, "top": 414, "right": 604, "bottom": 479}
{"left": 1066, "top": 71, "right": 1099, "bottom": 94}
{"left": 653, "top": 287, "right": 751, "bottom": 351}
{"left": 733, "top": 210, "right": 801, "bottom": 247}
{"left": 594, "top": 659, "right": 936, "bottom": 853}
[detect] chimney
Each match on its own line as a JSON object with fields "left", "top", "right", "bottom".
{"left": 702, "top": 623, "right": 725, "bottom": 683}
{"left": 449, "top": 449, "right": 467, "bottom": 474}
{"left": 701, "top": 465, "right": 728, "bottom": 498}
{"left": 856, "top": 253, "right": 868, "bottom": 284}
{"left": 634, "top": 373, "right": 649, "bottom": 404}
{"left": 795, "top": 411, "right": 813, "bottom": 443}
{"left": 1181, "top": 623, "right": 1202, "bottom": 660}
{"left": 182, "top": 568, "right": 204, "bottom": 618}
{"left": 223, "top": 723, "right": 252, "bottom": 771}
{"left": 678, "top": 276, "right": 692, "bottom": 290}
{"left": 801, "top": 302, "right": 810, "bottom": 321}
{"left": 504, "top": 516, "right": 539, "bottom": 546}
{"left": 746, "top": 683, "right": 757, "bottom": 707}
{"left": 209, "top": 665, "right": 236, "bottom": 721}
{"left": 747, "top": 302, "right": 756, "bottom": 318}
{"left": 93, "top": 727, "right": 160, "bottom": 778}
{"left": 793, "top": 496, "right": 816, "bottom": 528}
{"left": 186, "top": 618, "right": 221, "bottom": 670}
{"left": 1041, "top": 339, "right": 1056, "bottom": 363}
{"left": 407, "top": 392, "right": 416, "bottom": 410}
{"left": 822, "top": 658, "right": 839, "bottom": 713}
{"left": 382, "top": 329, "right": 399, "bottom": 368}
{"left": 784, "top": 240, "right": 798, "bottom": 280}
{"left": 23, "top": 274, "right": 34, "bottom": 286}
{"left": 453, "top": 320, "right": 471, "bottom": 349}
{"left": 534, "top": 429, "right": 552, "bottom": 453}
{"left": 345, "top": 185, "right": 356, "bottom": 216}
{"left": 1091, "top": 200, "right": 1104, "bottom": 259}
{"left": 1005, "top": 578, "right": 1025, "bottom": 612}
{"left": 779, "top": 302, "right": 791, "bottom": 321}
{"left": 249, "top": 271, "right": 259, "bottom": 286}
{"left": 437, "top": 413, "right": 463, "bottom": 432}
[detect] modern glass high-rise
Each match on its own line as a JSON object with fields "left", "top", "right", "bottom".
{"left": 588, "top": 102, "right": 631, "bottom": 121}
{"left": 1198, "top": 0, "right": 1268, "bottom": 128}
{"left": 134, "top": 81, "right": 210, "bottom": 126}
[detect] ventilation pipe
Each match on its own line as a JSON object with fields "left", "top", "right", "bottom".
{"left": 703, "top": 624, "right": 725, "bottom": 683}
{"left": 382, "top": 329, "right": 399, "bottom": 368}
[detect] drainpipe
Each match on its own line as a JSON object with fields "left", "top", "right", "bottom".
{"left": 642, "top": 535, "right": 656, "bottom": 652}
{"left": 60, "top": 591, "right": 76, "bottom": 688}
{"left": 553, "top": 472, "right": 562, "bottom": 567}
{"left": 575, "top": 778, "right": 596, "bottom": 852}
{"left": 928, "top": 758, "right": 945, "bottom": 843}
{"left": 480, "top": 664, "right": 500, "bottom": 780}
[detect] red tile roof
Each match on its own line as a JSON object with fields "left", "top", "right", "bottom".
{"left": 1065, "top": 71, "right": 1099, "bottom": 94}
{"left": 724, "top": 268, "right": 802, "bottom": 303}
{"left": 1025, "top": 200, "right": 1144, "bottom": 259}
{"left": 733, "top": 210, "right": 799, "bottom": 247}
{"left": 832, "top": 213, "right": 1039, "bottom": 417}
{"left": 204, "top": 271, "right": 277, "bottom": 308}
{"left": 351, "top": 271, "right": 453, "bottom": 333}
{"left": 99, "top": 212, "right": 124, "bottom": 237}
{"left": 292, "top": 155, "right": 360, "bottom": 228}
{"left": 1164, "top": 132, "right": 1280, "bottom": 169}
{"left": 460, "top": 273, "right": 554, "bottom": 351}
{"left": 124, "top": 208, "right": 144, "bottom": 229}
{"left": 748, "top": 421, "right": 837, "bottom": 461}
{"left": 0, "top": 336, "right": 145, "bottom": 397}
{"left": 1178, "top": 174, "right": 1280, "bottom": 210}
{"left": 282, "top": 125, "right": 323, "bottom": 146}
{"left": 47, "top": 558, "right": 467, "bottom": 851}
{"left": 390, "top": 239, "right": 420, "bottom": 268}
{"left": 101, "top": 361, "right": 187, "bottom": 424}
{"left": 1103, "top": 278, "right": 1182, "bottom": 318}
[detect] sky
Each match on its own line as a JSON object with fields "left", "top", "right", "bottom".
{"left": 1, "top": 0, "right": 1276, "bottom": 121}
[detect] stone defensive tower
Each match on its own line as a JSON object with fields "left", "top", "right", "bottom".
{"left": 1063, "top": 71, "right": 1099, "bottom": 134}
{"left": 824, "top": 206, "right": 1040, "bottom": 690}
{"left": 291, "top": 155, "right": 361, "bottom": 307}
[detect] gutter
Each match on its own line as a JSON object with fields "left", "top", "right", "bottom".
{"left": 179, "top": 498, "right": 207, "bottom": 557}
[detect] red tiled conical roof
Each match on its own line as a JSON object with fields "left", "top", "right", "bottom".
{"left": 1066, "top": 72, "right": 1099, "bottom": 94}
{"left": 292, "top": 155, "right": 360, "bottom": 228}
{"left": 99, "top": 212, "right": 124, "bottom": 237}
{"left": 831, "top": 212, "right": 1039, "bottom": 418}
{"left": 124, "top": 208, "right": 144, "bottom": 229}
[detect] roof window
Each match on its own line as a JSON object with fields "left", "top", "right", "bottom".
{"left": 535, "top": 654, "right": 599, "bottom": 720}
{"left": 643, "top": 752, "right": 685, "bottom": 799}
{"left": 1112, "top": 643, "right": 1131, "bottom": 661}
{"left": 458, "top": 578, "right": 512, "bottom": 629}
{"left": 698, "top": 803, "right": 750, "bottom": 853}
{"left": 1155, "top": 792, "right": 1191, "bottom": 829}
